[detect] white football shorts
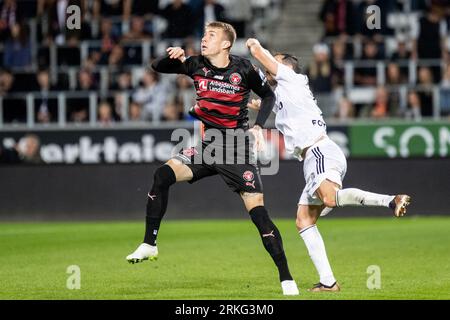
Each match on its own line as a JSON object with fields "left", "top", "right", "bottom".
{"left": 298, "top": 136, "right": 347, "bottom": 215}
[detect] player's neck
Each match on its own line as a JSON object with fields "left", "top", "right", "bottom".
{"left": 206, "top": 52, "right": 230, "bottom": 69}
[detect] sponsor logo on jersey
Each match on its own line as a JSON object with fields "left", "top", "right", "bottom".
{"left": 312, "top": 119, "right": 327, "bottom": 127}
{"left": 198, "top": 79, "right": 208, "bottom": 91}
{"left": 213, "top": 75, "right": 224, "bottom": 80}
{"left": 194, "top": 76, "right": 241, "bottom": 95}
{"left": 243, "top": 170, "right": 254, "bottom": 182}
{"left": 208, "top": 80, "right": 240, "bottom": 94}
{"left": 229, "top": 72, "right": 242, "bottom": 85}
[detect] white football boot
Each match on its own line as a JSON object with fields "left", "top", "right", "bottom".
{"left": 126, "top": 243, "right": 158, "bottom": 264}
{"left": 281, "top": 280, "right": 300, "bottom": 295}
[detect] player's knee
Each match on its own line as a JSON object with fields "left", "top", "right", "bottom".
{"left": 322, "top": 195, "right": 337, "bottom": 208}
{"left": 296, "top": 216, "right": 313, "bottom": 231}
{"left": 249, "top": 206, "right": 274, "bottom": 231}
{"left": 295, "top": 217, "right": 304, "bottom": 230}
{"left": 153, "top": 165, "right": 176, "bottom": 189}
{"left": 248, "top": 193, "right": 264, "bottom": 204}
{"left": 241, "top": 192, "right": 264, "bottom": 211}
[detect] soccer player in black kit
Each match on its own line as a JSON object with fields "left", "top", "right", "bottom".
{"left": 126, "top": 21, "right": 299, "bottom": 295}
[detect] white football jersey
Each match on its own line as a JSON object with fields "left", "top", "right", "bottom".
{"left": 273, "top": 63, "right": 327, "bottom": 160}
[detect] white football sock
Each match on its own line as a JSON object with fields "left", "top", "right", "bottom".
{"left": 299, "top": 225, "right": 336, "bottom": 287}
{"left": 336, "top": 188, "right": 394, "bottom": 208}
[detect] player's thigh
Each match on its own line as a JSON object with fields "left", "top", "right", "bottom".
{"left": 215, "top": 163, "right": 263, "bottom": 210}
{"left": 307, "top": 139, "right": 346, "bottom": 207}
{"left": 296, "top": 204, "right": 325, "bottom": 230}
{"left": 171, "top": 146, "right": 219, "bottom": 183}
{"left": 315, "top": 179, "right": 341, "bottom": 207}
{"left": 240, "top": 192, "right": 264, "bottom": 212}
{"left": 166, "top": 158, "right": 194, "bottom": 182}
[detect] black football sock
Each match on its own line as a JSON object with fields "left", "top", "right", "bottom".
{"left": 143, "top": 165, "right": 176, "bottom": 245}
{"left": 249, "top": 206, "right": 293, "bottom": 282}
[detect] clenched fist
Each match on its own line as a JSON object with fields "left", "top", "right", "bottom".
{"left": 246, "top": 38, "right": 261, "bottom": 49}
{"left": 166, "top": 47, "right": 186, "bottom": 62}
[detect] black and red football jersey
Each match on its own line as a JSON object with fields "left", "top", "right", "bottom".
{"left": 152, "top": 54, "right": 273, "bottom": 130}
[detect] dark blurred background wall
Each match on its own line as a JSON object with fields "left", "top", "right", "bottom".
{"left": 1, "top": 158, "right": 449, "bottom": 221}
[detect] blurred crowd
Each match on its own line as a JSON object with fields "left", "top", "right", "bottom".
{"left": 0, "top": 0, "right": 449, "bottom": 125}
{"left": 310, "top": 0, "right": 450, "bottom": 120}
{"left": 0, "top": 0, "right": 281, "bottom": 125}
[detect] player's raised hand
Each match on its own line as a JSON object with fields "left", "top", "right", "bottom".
{"left": 249, "top": 125, "right": 266, "bottom": 153}
{"left": 247, "top": 99, "right": 261, "bottom": 111}
{"left": 166, "top": 47, "right": 186, "bottom": 62}
{"left": 246, "top": 38, "right": 261, "bottom": 49}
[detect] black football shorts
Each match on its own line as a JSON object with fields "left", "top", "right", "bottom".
{"left": 173, "top": 133, "right": 263, "bottom": 193}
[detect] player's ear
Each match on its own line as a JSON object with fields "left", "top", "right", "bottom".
{"left": 222, "top": 40, "right": 231, "bottom": 50}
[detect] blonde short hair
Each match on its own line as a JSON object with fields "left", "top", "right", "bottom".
{"left": 205, "top": 21, "right": 237, "bottom": 50}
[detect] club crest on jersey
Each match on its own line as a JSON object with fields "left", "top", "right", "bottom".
{"left": 229, "top": 73, "right": 242, "bottom": 85}
{"left": 243, "top": 170, "right": 254, "bottom": 182}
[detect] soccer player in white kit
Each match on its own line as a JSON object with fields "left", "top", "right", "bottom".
{"left": 246, "top": 38, "right": 411, "bottom": 292}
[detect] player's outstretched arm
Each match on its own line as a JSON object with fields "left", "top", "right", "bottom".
{"left": 246, "top": 38, "right": 278, "bottom": 76}
{"left": 151, "top": 47, "right": 191, "bottom": 74}
{"left": 246, "top": 65, "right": 275, "bottom": 152}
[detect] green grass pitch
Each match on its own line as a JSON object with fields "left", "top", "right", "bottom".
{"left": 0, "top": 217, "right": 449, "bottom": 300}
